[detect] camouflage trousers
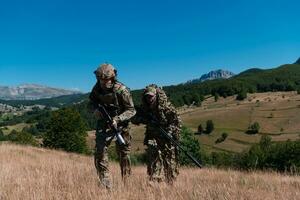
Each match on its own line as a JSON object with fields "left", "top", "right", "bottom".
{"left": 146, "top": 138, "right": 179, "bottom": 184}
{"left": 94, "top": 126, "right": 131, "bottom": 188}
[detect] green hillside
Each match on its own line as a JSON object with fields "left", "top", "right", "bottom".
{"left": 179, "top": 91, "right": 300, "bottom": 153}
{"left": 2, "top": 62, "right": 300, "bottom": 132}
{"left": 162, "top": 64, "right": 300, "bottom": 107}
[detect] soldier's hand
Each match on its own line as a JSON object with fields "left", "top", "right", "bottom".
{"left": 112, "top": 119, "right": 118, "bottom": 129}
{"left": 93, "top": 110, "right": 103, "bottom": 119}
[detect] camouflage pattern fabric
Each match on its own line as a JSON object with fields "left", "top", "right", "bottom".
{"left": 88, "top": 81, "right": 136, "bottom": 188}
{"left": 146, "top": 140, "right": 163, "bottom": 182}
{"left": 94, "top": 124, "right": 131, "bottom": 188}
{"left": 135, "top": 84, "right": 181, "bottom": 183}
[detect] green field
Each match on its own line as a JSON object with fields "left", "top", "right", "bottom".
{"left": 2, "top": 91, "right": 300, "bottom": 154}
{"left": 130, "top": 91, "right": 300, "bottom": 153}
{"left": 1, "top": 123, "right": 30, "bottom": 135}
{"left": 0, "top": 113, "right": 14, "bottom": 123}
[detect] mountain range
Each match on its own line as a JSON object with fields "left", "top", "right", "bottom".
{"left": 0, "top": 69, "right": 233, "bottom": 101}
{"left": 0, "top": 84, "right": 81, "bottom": 100}
{"left": 1, "top": 57, "right": 299, "bottom": 105}
{"left": 186, "top": 69, "right": 235, "bottom": 84}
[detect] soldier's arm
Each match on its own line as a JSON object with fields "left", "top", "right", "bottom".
{"left": 131, "top": 105, "right": 149, "bottom": 125}
{"left": 164, "top": 103, "right": 182, "bottom": 136}
{"left": 114, "top": 88, "right": 136, "bottom": 123}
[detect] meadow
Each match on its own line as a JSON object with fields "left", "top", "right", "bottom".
{"left": 0, "top": 143, "right": 299, "bottom": 200}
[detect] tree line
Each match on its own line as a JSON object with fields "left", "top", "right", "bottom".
{"left": 1, "top": 107, "right": 299, "bottom": 174}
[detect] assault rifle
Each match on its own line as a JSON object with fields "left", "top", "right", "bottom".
{"left": 97, "top": 104, "right": 126, "bottom": 145}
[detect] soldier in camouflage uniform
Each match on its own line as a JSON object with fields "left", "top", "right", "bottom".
{"left": 88, "top": 63, "right": 136, "bottom": 188}
{"left": 133, "top": 84, "right": 181, "bottom": 184}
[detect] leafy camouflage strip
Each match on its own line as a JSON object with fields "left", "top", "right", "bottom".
{"left": 137, "top": 85, "right": 181, "bottom": 183}
{"left": 161, "top": 142, "right": 178, "bottom": 183}
{"left": 141, "top": 85, "right": 181, "bottom": 136}
{"left": 146, "top": 140, "right": 164, "bottom": 182}
{"left": 146, "top": 138, "right": 178, "bottom": 183}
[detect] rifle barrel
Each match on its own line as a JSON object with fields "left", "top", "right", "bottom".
{"left": 158, "top": 126, "right": 202, "bottom": 168}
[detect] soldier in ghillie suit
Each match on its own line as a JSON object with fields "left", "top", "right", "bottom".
{"left": 88, "top": 63, "right": 136, "bottom": 188}
{"left": 133, "top": 84, "right": 181, "bottom": 184}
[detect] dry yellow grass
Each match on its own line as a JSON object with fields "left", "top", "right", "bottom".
{"left": 176, "top": 91, "right": 300, "bottom": 152}
{"left": 0, "top": 143, "right": 299, "bottom": 200}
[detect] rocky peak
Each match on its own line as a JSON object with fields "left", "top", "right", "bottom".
{"left": 186, "top": 69, "right": 235, "bottom": 84}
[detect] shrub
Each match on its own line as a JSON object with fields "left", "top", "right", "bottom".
{"left": 214, "top": 93, "right": 219, "bottom": 102}
{"left": 43, "top": 108, "right": 88, "bottom": 154}
{"left": 236, "top": 137, "right": 300, "bottom": 173}
{"left": 211, "top": 151, "right": 235, "bottom": 167}
{"left": 0, "top": 129, "right": 5, "bottom": 141}
{"left": 196, "top": 124, "right": 204, "bottom": 135}
{"left": 22, "top": 125, "right": 41, "bottom": 136}
{"left": 179, "top": 126, "right": 203, "bottom": 166}
{"left": 247, "top": 122, "right": 260, "bottom": 134}
{"left": 236, "top": 90, "right": 247, "bottom": 100}
{"left": 130, "top": 153, "right": 147, "bottom": 166}
{"left": 215, "top": 132, "right": 228, "bottom": 144}
{"left": 206, "top": 120, "right": 214, "bottom": 134}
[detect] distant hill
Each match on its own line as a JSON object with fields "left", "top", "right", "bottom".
{"left": 0, "top": 84, "right": 81, "bottom": 100}
{"left": 186, "top": 69, "right": 235, "bottom": 84}
{"left": 295, "top": 57, "right": 300, "bottom": 65}
{"left": 0, "top": 93, "right": 88, "bottom": 108}
{"left": 162, "top": 63, "right": 300, "bottom": 107}
{"left": 236, "top": 68, "right": 264, "bottom": 76}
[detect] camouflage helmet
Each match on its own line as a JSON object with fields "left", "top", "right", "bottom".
{"left": 94, "top": 63, "right": 117, "bottom": 79}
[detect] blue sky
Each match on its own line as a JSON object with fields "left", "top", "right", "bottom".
{"left": 0, "top": 0, "right": 299, "bottom": 92}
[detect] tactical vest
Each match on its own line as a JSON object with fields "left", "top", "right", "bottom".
{"left": 94, "top": 82, "right": 128, "bottom": 122}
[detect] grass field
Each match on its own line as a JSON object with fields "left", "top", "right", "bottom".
{"left": 1, "top": 123, "right": 29, "bottom": 135}
{"left": 2, "top": 91, "right": 300, "bottom": 154}
{"left": 0, "top": 143, "right": 299, "bottom": 200}
{"left": 129, "top": 91, "right": 300, "bottom": 153}
{"left": 0, "top": 113, "right": 14, "bottom": 124}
